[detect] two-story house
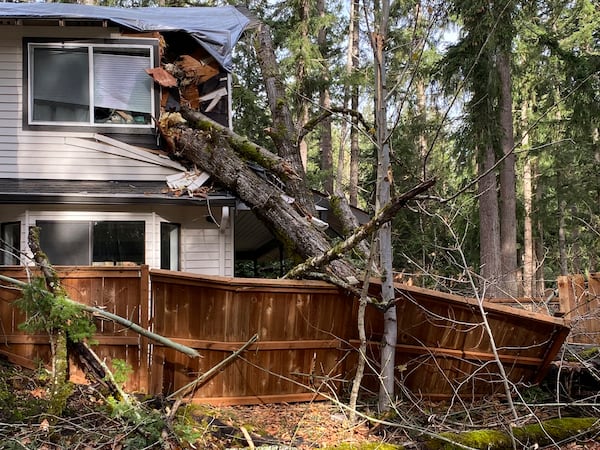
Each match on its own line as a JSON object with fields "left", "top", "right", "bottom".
{"left": 0, "top": 3, "right": 257, "bottom": 275}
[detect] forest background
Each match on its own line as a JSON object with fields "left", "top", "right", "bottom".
{"left": 73, "top": 0, "right": 599, "bottom": 305}
{"left": 224, "top": 0, "right": 599, "bottom": 300}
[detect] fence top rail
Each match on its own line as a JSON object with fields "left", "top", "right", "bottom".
{"left": 0, "top": 266, "right": 145, "bottom": 279}
{"left": 149, "top": 269, "right": 345, "bottom": 294}
{"left": 382, "top": 280, "right": 570, "bottom": 328}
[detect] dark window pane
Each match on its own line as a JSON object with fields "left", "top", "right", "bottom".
{"left": 93, "top": 221, "right": 145, "bottom": 265}
{"left": 160, "top": 222, "right": 180, "bottom": 270}
{"left": 37, "top": 221, "right": 90, "bottom": 265}
{"left": 32, "top": 47, "right": 90, "bottom": 122}
{"left": 1, "top": 222, "right": 21, "bottom": 265}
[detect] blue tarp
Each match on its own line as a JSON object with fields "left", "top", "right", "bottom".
{"left": 0, "top": 3, "right": 250, "bottom": 71}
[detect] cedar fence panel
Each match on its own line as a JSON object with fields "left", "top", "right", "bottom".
{"left": 0, "top": 266, "right": 149, "bottom": 393}
{"left": 149, "top": 269, "right": 355, "bottom": 405}
{"left": 354, "top": 281, "right": 570, "bottom": 400}
{"left": 557, "top": 273, "right": 600, "bottom": 344}
{"left": 0, "top": 266, "right": 573, "bottom": 404}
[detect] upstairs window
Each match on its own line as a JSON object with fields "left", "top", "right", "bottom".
{"left": 26, "top": 40, "right": 156, "bottom": 129}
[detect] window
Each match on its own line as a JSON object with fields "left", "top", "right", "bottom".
{"left": 1, "top": 222, "right": 21, "bottom": 265}
{"left": 37, "top": 220, "right": 145, "bottom": 266}
{"left": 27, "top": 40, "right": 156, "bottom": 128}
{"left": 160, "top": 223, "right": 180, "bottom": 270}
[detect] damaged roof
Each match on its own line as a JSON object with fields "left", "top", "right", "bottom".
{"left": 0, "top": 3, "right": 250, "bottom": 71}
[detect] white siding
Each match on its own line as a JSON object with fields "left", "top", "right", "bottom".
{"left": 0, "top": 26, "right": 179, "bottom": 181}
{"left": 1, "top": 205, "right": 234, "bottom": 276}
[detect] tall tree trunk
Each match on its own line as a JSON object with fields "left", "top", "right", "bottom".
{"left": 254, "top": 23, "right": 315, "bottom": 216}
{"left": 318, "top": 0, "right": 333, "bottom": 194}
{"left": 498, "top": 51, "right": 518, "bottom": 297}
{"left": 371, "top": 0, "right": 397, "bottom": 411}
{"left": 348, "top": 0, "right": 360, "bottom": 207}
{"left": 558, "top": 198, "right": 568, "bottom": 276}
{"left": 296, "top": 0, "right": 310, "bottom": 170}
{"left": 478, "top": 143, "right": 502, "bottom": 298}
{"left": 535, "top": 181, "right": 546, "bottom": 297}
{"left": 521, "top": 100, "right": 535, "bottom": 298}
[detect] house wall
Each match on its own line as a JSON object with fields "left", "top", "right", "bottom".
{"left": 0, "top": 25, "right": 178, "bottom": 181}
{"left": 0, "top": 204, "right": 234, "bottom": 276}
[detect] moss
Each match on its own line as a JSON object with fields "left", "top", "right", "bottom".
{"left": 513, "top": 417, "right": 598, "bottom": 446}
{"left": 426, "top": 417, "right": 599, "bottom": 450}
{"left": 576, "top": 347, "right": 600, "bottom": 360}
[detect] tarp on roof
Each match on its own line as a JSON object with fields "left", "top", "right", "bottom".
{"left": 0, "top": 3, "right": 250, "bottom": 71}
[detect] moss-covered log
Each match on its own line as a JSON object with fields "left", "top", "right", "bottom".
{"left": 426, "top": 417, "right": 600, "bottom": 450}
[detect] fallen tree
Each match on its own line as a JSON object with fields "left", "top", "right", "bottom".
{"left": 160, "top": 107, "right": 434, "bottom": 290}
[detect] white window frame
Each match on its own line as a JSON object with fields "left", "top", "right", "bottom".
{"left": 26, "top": 40, "right": 157, "bottom": 129}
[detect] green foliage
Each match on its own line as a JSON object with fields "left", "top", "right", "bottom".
{"left": 106, "top": 395, "right": 166, "bottom": 449}
{"left": 15, "top": 277, "right": 96, "bottom": 343}
{"left": 109, "top": 359, "right": 133, "bottom": 387}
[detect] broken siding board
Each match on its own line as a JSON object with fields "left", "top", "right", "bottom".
{"left": 66, "top": 137, "right": 185, "bottom": 170}
{"left": 12, "top": 141, "right": 181, "bottom": 181}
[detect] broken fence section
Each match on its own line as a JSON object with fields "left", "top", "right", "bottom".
{"left": 0, "top": 266, "right": 574, "bottom": 404}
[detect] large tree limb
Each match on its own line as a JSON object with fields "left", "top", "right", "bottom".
{"left": 176, "top": 108, "right": 301, "bottom": 184}
{"left": 284, "top": 179, "right": 436, "bottom": 279}
{"left": 160, "top": 113, "right": 358, "bottom": 283}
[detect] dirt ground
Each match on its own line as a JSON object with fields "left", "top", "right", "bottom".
{"left": 1, "top": 359, "right": 600, "bottom": 449}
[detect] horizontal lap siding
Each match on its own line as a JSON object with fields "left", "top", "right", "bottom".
{"left": 182, "top": 225, "right": 233, "bottom": 276}
{"left": 0, "top": 26, "right": 178, "bottom": 181}
{"left": 0, "top": 33, "right": 21, "bottom": 179}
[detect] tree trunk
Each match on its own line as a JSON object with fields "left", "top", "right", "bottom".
{"left": 498, "top": 51, "right": 518, "bottom": 297}
{"left": 522, "top": 101, "right": 534, "bottom": 298}
{"left": 478, "top": 143, "right": 502, "bottom": 298}
{"left": 253, "top": 23, "right": 315, "bottom": 216}
{"left": 162, "top": 108, "right": 434, "bottom": 290}
{"left": 296, "top": 0, "right": 310, "bottom": 170}
{"left": 318, "top": 0, "right": 334, "bottom": 194}
{"left": 348, "top": 0, "right": 360, "bottom": 207}
{"left": 371, "top": 0, "right": 397, "bottom": 412}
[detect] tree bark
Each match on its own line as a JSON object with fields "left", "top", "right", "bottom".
{"left": 318, "top": 0, "right": 334, "bottom": 194}
{"left": 371, "top": 0, "right": 396, "bottom": 412}
{"left": 521, "top": 100, "right": 536, "bottom": 298}
{"left": 165, "top": 108, "right": 356, "bottom": 282}
{"left": 349, "top": 0, "right": 360, "bottom": 207}
{"left": 498, "top": 51, "right": 518, "bottom": 297}
{"left": 253, "top": 23, "right": 315, "bottom": 216}
{"left": 478, "top": 143, "right": 502, "bottom": 298}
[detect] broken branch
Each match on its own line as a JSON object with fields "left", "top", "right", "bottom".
{"left": 284, "top": 179, "right": 436, "bottom": 279}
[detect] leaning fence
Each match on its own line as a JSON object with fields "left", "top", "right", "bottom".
{"left": 0, "top": 266, "right": 582, "bottom": 405}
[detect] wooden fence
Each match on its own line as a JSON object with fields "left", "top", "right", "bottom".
{"left": 0, "top": 266, "right": 574, "bottom": 405}
{"left": 556, "top": 273, "right": 600, "bottom": 344}
{"left": 0, "top": 266, "right": 150, "bottom": 392}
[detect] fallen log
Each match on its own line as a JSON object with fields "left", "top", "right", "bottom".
{"left": 160, "top": 108, "right": 435, "bottom": 287}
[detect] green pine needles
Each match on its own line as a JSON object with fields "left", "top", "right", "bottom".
{"left": 16, "top": 277, "right": 96, "bottom": 343}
